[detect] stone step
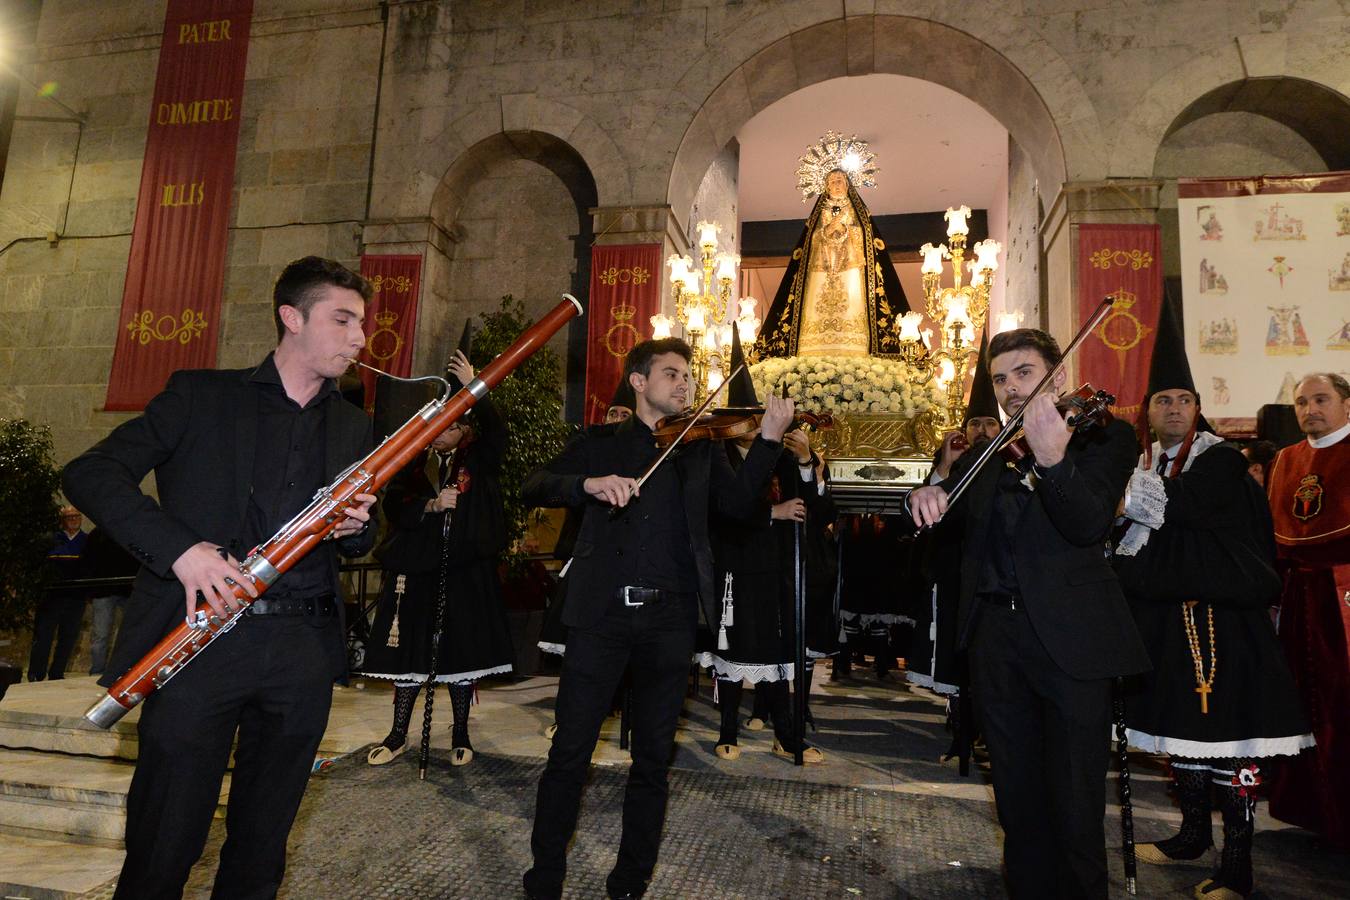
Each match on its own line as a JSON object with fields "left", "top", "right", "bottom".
{"left": 0, "top": 676, "right": 390, "bottom": 762}
{"left": 0, "top": 832, "right": 123, "bottom": 899}
{"left": 0, "top": 749, "right": 229, "bottom": 846}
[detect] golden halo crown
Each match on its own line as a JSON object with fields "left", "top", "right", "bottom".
{"left": 795, "top": 130, "right": 878, "bottom": 201}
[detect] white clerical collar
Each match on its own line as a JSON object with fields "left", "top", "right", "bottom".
{"left": 1308, "top": 421, "right": 1350, "bottom": 449}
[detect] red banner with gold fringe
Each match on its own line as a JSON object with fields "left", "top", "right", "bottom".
{"left": 358, "top": 254, "right": 423, "bottom": 409}
{"left": 1077, "top": 224, "right": 1164, "bottom": 419}
{"left": 583, "top": 244, "right": 662, "bottom": 424}
{"left": 104, "top": 0, "right": 254, "bottom": 410}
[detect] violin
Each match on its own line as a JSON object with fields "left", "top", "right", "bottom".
{"left": 651, "top": 407, "right": 833, "bottom": 448}
{"left": 997, "top": 384, "right": 1116, "bottom": 466}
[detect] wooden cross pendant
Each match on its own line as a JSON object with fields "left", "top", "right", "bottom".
{"left": 1196, "top": 683, "right": 1211, "bottom": 715}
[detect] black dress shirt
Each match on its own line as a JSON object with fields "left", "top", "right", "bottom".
{"left": 611, "top": 418, "right": 697, "bottom": 593}
{"left": 243, "top": 354, "right": 333, "bottom": 600}
{"left": 978, "top": 463, "right": 1034, "bottom": 596}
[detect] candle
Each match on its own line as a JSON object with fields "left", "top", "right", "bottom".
{"left": 697, "top": 220, "right": 720, "bottom": 249}
{"left": 898, "top": 311, "right": 924, "bottom": 342}
{"left": 974, "top": 238, "right": 1001, "bottom": 272}
{"left": 715, "top": 253, "right": 739, "bottom": 283}
{"left": 650, "top": 314, "right": 674, "bottom": 339}
{"left": 920, "top": 242, "right": 948, "bottom": 275}
{"left": 944, "top": 295, "right": 972, "bottom": 336}
{"left": 944, "top": 205, "right": 972, "bottom": 238}
{"left": 737, "top": 297, "right": 758, "bottom": 319}
{"left": 994, "top": 312, "right": 1020, "bottom": 335}
{"left": 686, "top": 303, "right": 706, "bottom": 333}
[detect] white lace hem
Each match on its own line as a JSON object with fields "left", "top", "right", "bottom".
{"left": 1117, "top": 470, "right": 1168, "bottom": 556}
{"left": 906, "top": 670, "right": 959, "bottom": 695}
{"left": 536, "top": 641, "right": 566, "bottom": 656}
{"left": 697, "top": 653, "right": 794, "bottom": 683}
{"left": 1124, "top": 728, "right": 1316, "bottom": 759}
{"left": 359, "top": 663, "right": 514, "bottom": 684}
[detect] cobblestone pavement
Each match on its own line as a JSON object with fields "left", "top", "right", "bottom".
{"left": 178, "top": 748, "right": 1346, "bottom": 899}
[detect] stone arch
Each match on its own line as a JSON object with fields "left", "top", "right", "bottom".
{"left": 393, "top": 97, "right": 628, "bottom": 222}
{"left": 1155, "top": 77, "right": 1350, "bottom": 172}
{"left": 657, "top": 13, "right": 1084, "bottom": 229}
{"left": 425, "top": 130, "right": 598, "bottom": 420}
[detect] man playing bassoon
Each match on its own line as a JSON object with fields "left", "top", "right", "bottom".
{"left": 64, "top": 256, "right": 379, "bottom": 899}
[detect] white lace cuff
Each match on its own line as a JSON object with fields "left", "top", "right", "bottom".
{"left": 1122, "top": 469, "right": 1167, "bottom": 528}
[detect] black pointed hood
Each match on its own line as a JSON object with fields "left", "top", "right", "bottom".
{"left": 964, "top": 328, "right": 999, "bottom": 424}
{"left": 725, "top": 326, "right": 760, "bottom": 407}
{"left": 609, "top": 376, "right": 636, "bottom": 412}
{"left": 1140, "top": 284, "right": 1213, "bottom": 435}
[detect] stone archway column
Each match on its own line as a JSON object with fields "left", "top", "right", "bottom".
{"left": 1039, "top": 179, "right": 1162, "bottom": 382}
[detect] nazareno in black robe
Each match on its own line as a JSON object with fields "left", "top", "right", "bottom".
{"left": 359, "top": 396, "right": 515, "bottom": 684}
{"left": 698, "top": 444, "right": 835, "bottom": 682}
{"left": 1113, "top": 439, "right": 1312, "bottom": 758}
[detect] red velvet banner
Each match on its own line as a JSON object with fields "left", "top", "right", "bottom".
{"left": 584, "top": 244, "right": 662, "bottom": 424}
{"left": 358, "top": 254, "right": 423, "bottom": 410}
{"left": 105, "top": 0, "right": 254, "bottom": 410}
{"left": 1077, "top": 224, "right": 1164, "bottom": 418}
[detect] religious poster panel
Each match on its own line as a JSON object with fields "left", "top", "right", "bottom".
{"left": 1178, "top": 173, "right": 1350, "bottom": 428}
{"left": 358, "top": 254, "right": 423, "bottom": 410}
{"left": 584, "top": 244, "right": 662, "bottom": 424}
{"left": 1076, "top": 224, "right": 1163, "bottom": 419}
{"left": 105, "top": 0, "right": 254, "bottom": 410}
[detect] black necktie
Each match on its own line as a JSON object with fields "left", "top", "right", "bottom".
{"left": 1156, "top": 453, "right": 1170, "bottom": 476}
{"left": 437, "top": 453, "right": 450, "bottom": 489}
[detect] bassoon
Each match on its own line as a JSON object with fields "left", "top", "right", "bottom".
{"left": 84, "top": 294, "right": 583, "bottom": 729}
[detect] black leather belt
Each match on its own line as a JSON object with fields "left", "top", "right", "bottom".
{"left": 616, "top": 586, "right": 693, "bottom": 607}
{"left": 246, "top": 594, "right": 337, "bottom": 617}
{"left": 980, "top": 591, "right": 1021, "bottom": 611}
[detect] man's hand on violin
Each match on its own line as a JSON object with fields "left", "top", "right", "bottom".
{"left": 783, "top": 429, "right": 812, "bottom": 464}
{"left": 907, "top": 485, "right": 948, "bottom": 528}
{"left": 772, "top": 497, "right": 807, "bottom": 522}
{"left": 585, "top": 474, "right": 639, "bottom": 508}
{"left": 1022, "top": 394, "right": 1072, "bottom": 468}
{"left": 331, "top": 492, "right": 377, "bottom": 539}
{"left": 760, "top": 394, "right": 795, "bottom": 443}
{"left": 172, "top": 541, "right": 257, "bottom": 622}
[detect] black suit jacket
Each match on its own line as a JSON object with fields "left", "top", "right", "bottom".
{"left": 63, "top": 362, "right": 376, "bottom": 687}
{"left": 521, "top": 420, "right": 782, "bottom": 631}
{"left": 947, "top": 418, "right": 1150, "bottom": 680}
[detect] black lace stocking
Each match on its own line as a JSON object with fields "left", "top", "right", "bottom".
{"left": 717, "top": 677, "right": 742, "bottom": 746}
{"left": 1208, "top": 760, "right": 1255, "bottom": 895}
{"left": 449, "top": 682, "right": 473, "bottom": 750}
{"left": 382, "top": 684, "right": 419, "bottom": 750}
{"left": 1152, "top": 759, "right": 1214, "bottom": 860}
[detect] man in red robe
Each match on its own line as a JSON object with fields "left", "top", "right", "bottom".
{"left": 1266, "top": 372, "right": 1350, "bottom": 850}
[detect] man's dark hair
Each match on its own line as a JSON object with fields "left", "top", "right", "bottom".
{"left": 623, "top": 338, "right": 692, "bottom": 381}
{"left": 1244, "top": 439, "right": 1278, "bottom": 466}
{"left": 272, "top": 256, "right": 373, "bottom": 341}
{"left": 1298, "top": 372, "right": 1350, "bottom": 401}
{"left": 988, "top": 327, "right": 1062, "bottom": 368}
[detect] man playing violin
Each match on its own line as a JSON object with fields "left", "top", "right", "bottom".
{"left": 908, "top": 327, "right": 1148, "bottom": 899}
{"left": 63, "top": 256, "right": 379, "bottom": 899}
{"left": 521, "top": 337, "right": 795, "bottom": 900}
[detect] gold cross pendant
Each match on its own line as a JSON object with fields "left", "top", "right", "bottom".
{"left": 1196, "top": 683, "right": 1211, "bottom": 715}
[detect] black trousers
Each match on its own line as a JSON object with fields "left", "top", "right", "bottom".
{"left": 113, "top": 614, "right": 339, "bottom": 900}
{"left": 28, "top": 595, "right": 86, "bottom": 680}
{"left": 970, "top": 603, "right": 1113, "bottom": 900}
{"left": 525, "top": 591, "right": 697, "bottom": 898}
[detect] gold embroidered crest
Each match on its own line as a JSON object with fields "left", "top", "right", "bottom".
{"left": 1293, "top": 474, "right": 1324, "bottom": 521}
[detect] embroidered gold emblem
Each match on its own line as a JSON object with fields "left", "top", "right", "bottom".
{"left": 126, "top": 309, "right": 208, "bottom": 345}
{"left": 365, "top": 309, "right": 402, "bottom": 362}
{"left": 597, "top": 266, "right": 651, "bottom": 286}
{"left": 604, "top": 303, "right": 640, "bottom": 359}
{"left": 1293, "top": 474, "right": 1324, "bottom": 521}
{"left": 1089, "top": 248, "right": 1154, "bottom": 270}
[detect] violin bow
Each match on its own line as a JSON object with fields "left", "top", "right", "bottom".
{"left": 935, "top": 295, "right": 1117, "bottom": 512}
{"left": 629, "top": 362, "right": 745, "bottom": 493}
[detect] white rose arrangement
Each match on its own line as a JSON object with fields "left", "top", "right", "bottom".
{"left": 749, "top": 355, "right": 942, "bottom": 416}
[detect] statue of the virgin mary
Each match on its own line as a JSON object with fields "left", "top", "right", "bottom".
{"left": 754, "top": 132, "right": 911, "bottom": 359}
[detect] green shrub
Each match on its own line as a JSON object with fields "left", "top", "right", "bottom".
{"left": 0, "top": 419, "right": 61, "bottom": 630}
